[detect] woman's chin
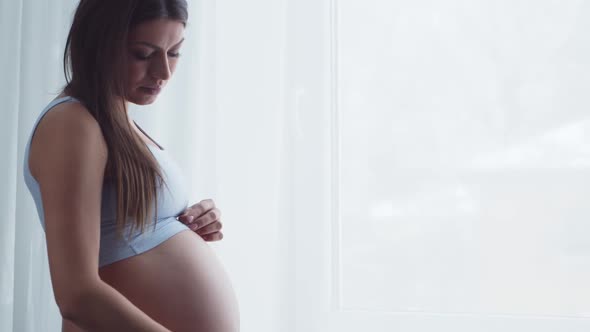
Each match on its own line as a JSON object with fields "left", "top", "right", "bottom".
{"left": 127, "top": 93, "right": 158, "bottom": 105}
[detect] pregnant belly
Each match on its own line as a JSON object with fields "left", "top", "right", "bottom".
{"left": 96, "top": 229, "right": 240, "bottom": 332}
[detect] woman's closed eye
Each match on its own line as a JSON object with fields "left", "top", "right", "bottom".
{"left": 133, "top": 52, "right": 182, "bottom": 60}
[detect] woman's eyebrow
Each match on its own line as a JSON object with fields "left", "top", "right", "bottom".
{"left": 131, "top": 38, "right": 185, "bottom": 51}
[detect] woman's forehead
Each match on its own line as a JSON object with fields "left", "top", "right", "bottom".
{"left": 128, "top": 19, "right": 185, "bottom": 46}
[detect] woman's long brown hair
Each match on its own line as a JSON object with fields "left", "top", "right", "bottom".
{"left": 61, "top": 0, "right": 188, "bottom": 241}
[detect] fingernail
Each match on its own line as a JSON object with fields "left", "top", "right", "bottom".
{"left": 188, "top": 216, "right": 194, "bottom": 222}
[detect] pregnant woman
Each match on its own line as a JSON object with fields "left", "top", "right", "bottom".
{"left": 22, "top": 1, "right": 239, "bottom": 331}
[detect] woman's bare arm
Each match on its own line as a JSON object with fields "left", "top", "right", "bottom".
{"left": 31, "top": 102, "right": 170, "bottom": 332}
{"left": 63, "top": 280, "right": 171, "bottom": 332}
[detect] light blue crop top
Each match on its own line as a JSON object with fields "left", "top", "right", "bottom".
{"left": 23, "top": 96, "right": 191, "bottom": 268}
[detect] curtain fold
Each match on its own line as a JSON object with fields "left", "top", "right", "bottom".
{"left": 1, "top": 0, "right": 24, "bottom": 331}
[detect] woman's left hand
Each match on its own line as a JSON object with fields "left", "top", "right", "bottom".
{"left": 177, "top": 199, "right": 223, "bottom": 242}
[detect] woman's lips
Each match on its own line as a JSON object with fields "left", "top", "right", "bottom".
{"left": 140, "top": 86, "right": 161, "bottom": 95}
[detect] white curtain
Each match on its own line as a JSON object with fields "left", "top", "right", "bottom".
{"left": 3, "top": 0, "right": 590, "bottom": 331}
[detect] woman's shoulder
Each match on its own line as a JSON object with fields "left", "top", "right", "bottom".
{"left": 29, "top": 95, "right": 108, "bottom": 178}
{"left": 44, "top": 96, "right": 94, "bottom": 128}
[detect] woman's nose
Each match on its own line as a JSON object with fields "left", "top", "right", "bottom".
{"left": 150, "top": 53, "right": 172, "bottom": 81}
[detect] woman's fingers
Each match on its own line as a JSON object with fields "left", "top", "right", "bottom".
{"left": 201, "top": 231, "right": 223, "bottom": 242}
{"left": 191, "top": 220, "right": 222, "bottom": 234}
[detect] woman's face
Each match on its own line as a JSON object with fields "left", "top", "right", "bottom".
{"left": 126, "top": 18, "right": 185, "bottom": 105}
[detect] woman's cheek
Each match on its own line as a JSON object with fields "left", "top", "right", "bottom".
{"left": 128, "top": 62, "right": 146, "bottom": 82}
